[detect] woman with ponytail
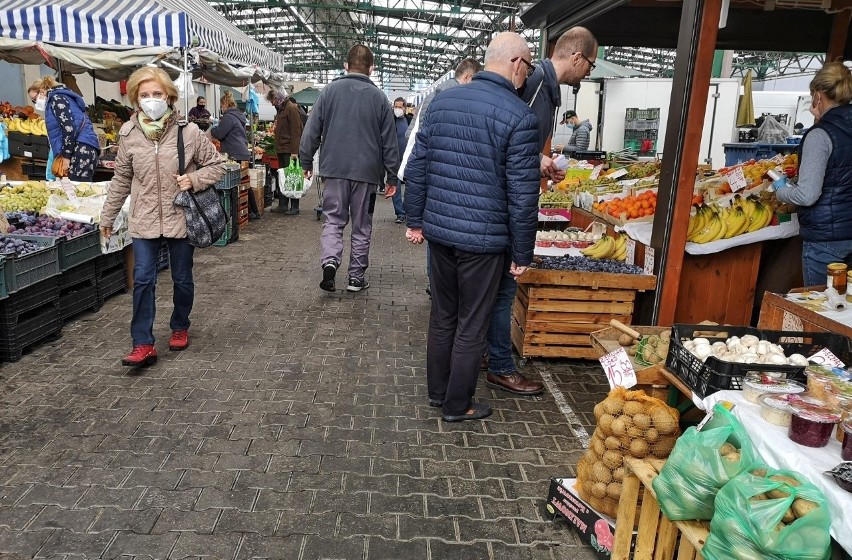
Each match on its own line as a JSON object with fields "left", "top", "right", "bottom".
{"left": 210, "top": 91, "right": 259, "bottom": 219}
{"left": 775, "top": 61, "right": 852, "bottom": 285}
{"left": 27, "top": 75, "right": 100, "bottom": 181}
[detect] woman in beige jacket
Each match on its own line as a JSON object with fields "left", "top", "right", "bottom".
{"left": 100, "top": 67, "right": 224, "bottom": 367}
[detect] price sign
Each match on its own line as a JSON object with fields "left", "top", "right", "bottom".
{"left": 625, "top": 238, "right": 636, "bottom": 265}
{"left": 589, "top": 164, "right": 604, "bottom": 180}
{"left": 60, "top": 178, "right": 79, "bottom": 205}
{"left": 724, "top": 167, "right": 748, "bottom": 192}
{"left": 599, "top": 347, "right": 638, "bottom": 390}
{"left": 808, "top": 348, "right": 845, "bottom": 368}
{"left": 608, "top": 168, "right": 628, "bottom": 179}
{"left": 770, "top": 153, "right": 785, "bottom": 165}
{"left": 643, "top": 247, "right": 655, "bottom": 275}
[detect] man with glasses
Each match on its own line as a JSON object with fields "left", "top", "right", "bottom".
{"left": 481, "top": 27, "right": 598, "bottom": 398}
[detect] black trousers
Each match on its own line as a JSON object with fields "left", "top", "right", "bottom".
{"left": 427, "top": 242, "right": 506, "bottom": 416}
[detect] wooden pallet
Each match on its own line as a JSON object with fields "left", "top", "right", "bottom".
{"left": 612, "top": 457, "right": 709, "bottom": 560}
{"left": 512, "top": 269, "right": 657, "bottom": 359}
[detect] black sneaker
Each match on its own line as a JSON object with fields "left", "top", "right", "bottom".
{"left": 394, "top": 216, "right": 405, "bottom": 224}
{"left": 347, "top": 277, "right": 370, "bottom": 292}
{"left": 320, "top": 262, "right": 337, "bottom": 292}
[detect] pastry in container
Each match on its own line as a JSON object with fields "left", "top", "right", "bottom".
{"left": 788, "top": 397, "right": 841, "bottom": 448}
{"left": 742, "top": 374, "right": 805, "bottom": 404}
{"left": 825, "top": 380, "right": 852, "bottom": 442}
{"left": 757, "top": 393, "right": 795, "bottom": 427}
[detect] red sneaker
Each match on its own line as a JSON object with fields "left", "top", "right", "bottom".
{"left": 169, "top": 330, "right": 189, "bottom": 351}
{"left": 122, "top": 345, "right": 158, "bottom": 367}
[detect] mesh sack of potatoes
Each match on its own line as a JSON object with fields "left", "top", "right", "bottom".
{"left": 576, "top": 386, "right": 681, "bottom": 517}
{"left": 652, "top": 404, "right": 758, "bottom": 521}
{"left": 702, "top": 467, "right": 832, "bottom": 560}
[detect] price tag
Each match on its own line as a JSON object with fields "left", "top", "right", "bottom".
{"left": 781, "top": 310, "right": 804, "bottom": 332}
{"left": 724, "top": 167, "right": 748, "bottom": 192}
{"left": 589, "top": 164, "right": 604, "bottom": 180}
{"left": 770, "top": 154, "right": 785, "bottom": 165}
{"left": 625, "top": 238, "right": 636, "bottom": 265}
{"left": 607, "top": 168, "right": 628, "bottom": 179}
{"left": 643, "top": 247, "right": 655, "bottom": 275}
{"left": 808, "top": 348, "right": 845, "bottom": 368}
{"left": 599, "top": 348, "right": 638, "bottom": 390}
{"left": 60, "top": 178, "right": 79, "bottom": 205}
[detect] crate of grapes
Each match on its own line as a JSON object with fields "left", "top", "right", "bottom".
{"left": 1, "top": 235, "right": 61, "bottom": 294}
{"left": 512, "top": 258, "right": 656, "bottom": 360}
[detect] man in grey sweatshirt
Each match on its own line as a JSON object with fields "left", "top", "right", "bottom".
{"left": 300, "top": 44, "right": 400, "bottom": 293}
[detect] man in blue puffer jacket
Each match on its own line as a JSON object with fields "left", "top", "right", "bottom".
{"left": 404, "top": 32, "right": 540, "bottom": 423}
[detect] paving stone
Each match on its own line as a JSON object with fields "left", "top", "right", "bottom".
{"left": 0, "top": 504, "right": 42, "bottom": 530}
{"left": 103, "top": 532, "right": 179, "bottom": 559}
{"left": 214, "top": 510, "right": 278, "bottom": 535}
{"left": 427, "top": 539, "right": 491, "bottom": 560}
{"left": 28, "top": 505, "right": 99, "bottom": 532}
{"left": 151, "top": 508, "right": 219, "bottom": 534}
{"left": 170, "top": 532, "right": 241, "bottom": 559}
{"left": 195, "top": 488, "right": 256, "bottom": 511}
{"left": 35, "top": 529, "right": 112, "bottom": 558}
{"left": 301, "top": 535, "right": 366, "bottom": 560}
{"left": 234, "top": 534, "right": 303, "bottom": 560}
{"left": 367, "top": 535, "right": 428, "bottom": 560}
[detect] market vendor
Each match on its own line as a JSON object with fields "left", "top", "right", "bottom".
{"left": 774, "top": 61, "right": 852, "bottom": 286}
{"left": 554, "top": 110, "right": 593, "bottom": 154}
{"left": 188, "top": 96, "right": 211, "bottom": 131}
{"left": 27, "top": 76, "right": 100, "bottom": 182}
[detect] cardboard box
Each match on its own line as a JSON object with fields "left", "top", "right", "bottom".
{"left": 545, "top": 478, "right": 616, "bottom": 559}
{"left": 251, "top": 187, "right": 264, "bottom": 216}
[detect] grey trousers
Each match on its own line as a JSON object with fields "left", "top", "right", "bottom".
{"left": 320, "top": 177, "right": 377, "bottom": 280}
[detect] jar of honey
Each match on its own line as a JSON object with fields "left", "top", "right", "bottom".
{"left": 847, "top": 271, "right": 852, "bottom": 302}
{"left": 827, "top": 263, "right": 847, "bottom": 293}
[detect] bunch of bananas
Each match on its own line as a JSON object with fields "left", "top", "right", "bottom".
{"left": 5, "top": 117, "right": 47, "bottom": 136}
{"left": 687, "top": 196, "right": 773, "bottom": 244}
{"left": 580, "top": 233, "right": 628, "bottom": 261}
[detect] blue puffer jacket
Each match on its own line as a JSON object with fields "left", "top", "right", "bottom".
{"left": 46, "top": 88, "right": 100, "bottom": 157}
{"left": 405, "top": 71, "right": 540, "bottom": 266}
{"left": 798, "top": 104, "right": 852, "bottom": 242}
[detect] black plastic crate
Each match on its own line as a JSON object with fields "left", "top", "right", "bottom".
{"left": 96, "top": 250, "right": 126, "bottom": 278}
{"left": 21, "top": 162, "right": 47, "bottom": 180}
{"left": 0, "top": 276, "right": 59, "bottom": 329}
{"left": 666, "top": 324, "right": 852, "bottom": 399}
{"left": 59, "top": 277, "right": 99, "bottom": 322}
{"left": 98, "top": 268, "right": 128, "bottom": 305}
{"left": 58, "top": 229, "right": 101, "bottom": 271}
{"left": 9, "top": 131, "right": 50, "bottom": 160}
{"left": 60, "top": 261, "right": 97, "bottom": 290}
{"left": 0, "top": 300, "right": 62, "bottom": 362}
{"left": 3, "top": 235, "right": 61, "bottom": 293}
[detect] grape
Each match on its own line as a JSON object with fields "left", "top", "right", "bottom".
{"left": 533, "top": 255, "right": 644, "bottom": 275}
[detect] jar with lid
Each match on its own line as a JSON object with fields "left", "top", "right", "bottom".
{"left": 847, "top": 270, "right": 852, "bottom": 302}
{"left": 843, "top": 421, "right": 852, "bottom": 461}
{"left": 827, "top": 262, "right": 847, "bottom": 293}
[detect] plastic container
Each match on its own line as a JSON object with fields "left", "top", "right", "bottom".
{"left": 825, "top": 380, "right": 852, "bottom": 442}
{"left": 788, "top": 398, "right": 841, "bottom": 448}
{"left": 806, "top": 365, "right": 852, "bottom": 402}
{"left": 742, "top": 374, "right": 805, "bottom": 404}
{"left": 843, "top": 421, "right": 852, "bottom": 461}
{"left": 757, "top": 393, "right": 794, "bottom": 427}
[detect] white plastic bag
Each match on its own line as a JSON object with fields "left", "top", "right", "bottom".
{"left": 277, "top": 159, "right": 311, "bottom": 199}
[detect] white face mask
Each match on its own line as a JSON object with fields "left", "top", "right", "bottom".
{"left": 393, "top": 108, "right": 405, "bottom": 118}
{"left": 34, "top": 95, "right": 46, "bottom": 112}
{"left": 140, "top": 98, "right": 168, "bottom": 121}
{"left": 809, "top": 94, "right": 821, "bottom": 121}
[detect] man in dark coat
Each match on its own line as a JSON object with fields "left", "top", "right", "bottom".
{"left": 404, "top": 32, "right": 540, "bottom": 422}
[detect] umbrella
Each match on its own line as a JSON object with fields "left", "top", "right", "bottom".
{"left": 291, "top": 87, "right": 321, "bottom": 106}
{"left": 737, "top": 69, "right": 755, "bottom": 127}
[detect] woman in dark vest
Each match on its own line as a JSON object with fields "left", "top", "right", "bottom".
{"left": 27, "top": 76, "right": 100, "bottom": 181}
{"left": 775, "top": 62, "right": 852, "bottom": 285}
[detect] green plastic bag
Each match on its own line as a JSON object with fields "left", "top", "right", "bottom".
{"left": 277, "top": 158, "right": 309, "bottom": 199}
{"left": 702, "top": 468, "right": 831, "bottom": 560}
{"left": 652, "top": 404, "right": 757, "bottom": 520}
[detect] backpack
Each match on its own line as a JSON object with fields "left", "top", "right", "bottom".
{"left": 173, "top": 125, "right": 227, "bottom": 248}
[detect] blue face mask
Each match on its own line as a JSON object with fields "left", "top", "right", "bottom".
{"left": 566, "top": 124, "right": 575, "bottom": 130}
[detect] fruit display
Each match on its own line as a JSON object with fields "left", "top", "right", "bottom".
{"left": 9, "top": 215, "right": 95, "bottom": 238}
{"left": 0, "top": 182, "right": 51, "bottom": 212}
{"left": 580, "top": 233, "right": 629, "bottom": 261}
{"left": 534, "top": 255, "right": 644, "bottom": 275}
{"left": 618, "top": 330, "right": 671, "bottom": 366}
{"left": 687, "top": 196, "right": 773, "bottom": 244}
{"left": 681, "top": 333, "right": 810, "bottom": 366}
{"left": 535, "top": 229, "right": 598, "bottom": 248}
{"left": 5, "top": 116, "right": 47, "bottom": 136}
{"left": 539, "top": 190, "right": 573, "bottom": 208}
{"left": 0, "top": 235, "right": 47, "bottom": 256}
{"left": 626, "top": 161, "right": 660, "bottom": 179}
{"left": 592, "top": 190, "right": 657, "bottom": 221}
{"left": 4, "top": 211, "right": 37, "bottom": 227}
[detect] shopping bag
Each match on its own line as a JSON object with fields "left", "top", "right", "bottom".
{"left": 173, "top": 125, "right": 227, "bottom": 248}
{"left": 702, "top": 467, "right": 832, "bottom": 560}
{"left": 652, "top": 404, "right": 758, "bottom": 520}
{"left": 277, "top": 158, "right": 311, "bottom": 199}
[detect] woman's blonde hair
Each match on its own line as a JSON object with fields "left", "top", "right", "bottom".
{"left": 810, "top": 61, "right": 852, "bottom": 105}
{"left": 126, "top": 67, "right": 178, "bottom": 106}
{"left": 221, "top": 90, "right": 237, "bottom": 110}
{"left": 27, "top": 75, "right": 60, "bottom": 95}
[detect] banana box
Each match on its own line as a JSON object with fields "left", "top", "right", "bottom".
{"left": 8, "top": 131, "right": 50, "bottom": 159}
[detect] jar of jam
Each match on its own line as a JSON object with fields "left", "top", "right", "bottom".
{"left": 827, "top": 262, "right": 847, "bottom": 293}
{"left": 843, "top": 420, "right": 852, "bottom": 461}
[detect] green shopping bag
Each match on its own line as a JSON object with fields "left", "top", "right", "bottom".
{"left": 277, "top": 158, "right": 310, "bottom": 199}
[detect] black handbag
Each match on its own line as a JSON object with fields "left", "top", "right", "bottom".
{"left": 174, "top": 125, "right": 227, "bottom": 248}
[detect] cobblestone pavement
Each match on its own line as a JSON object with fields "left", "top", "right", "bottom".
{"left": 0, "top": 196, "right": 609, "bottom": 559}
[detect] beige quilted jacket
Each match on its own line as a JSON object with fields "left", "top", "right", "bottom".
{"left": 101, "top": 113, "right": 224, "bottom": 239}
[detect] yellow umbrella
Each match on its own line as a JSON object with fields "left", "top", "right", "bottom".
{"left": 737, "top": 69, "right": 755, "bottom": 127}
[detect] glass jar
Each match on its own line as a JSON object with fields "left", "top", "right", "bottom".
{"left": 847, "top": 271, "right": 852, "bottom": 302}
{"left": 827, "top": 262, "right": 847, "bottom": 293}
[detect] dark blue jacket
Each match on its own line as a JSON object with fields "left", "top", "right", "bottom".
{"left": 798, "top": 104, "right": 852, "bottom": 242}
{"left": 404, "top": 71, "right": 540, "bottom": 266}
{"left": 46, "top": 88, "right": 100, "bottom": 157}
{"left": 521, "top": 58, "right": 561, "bottom": 151}
{"left": 210, "top": 108, "right": 250, "bottom": 161}
{"left": 394, "top": 115, "right": 408, "bottom": 159}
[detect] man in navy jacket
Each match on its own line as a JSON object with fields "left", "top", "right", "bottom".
{"left": 404, "top": 32, "right": 540, "bottom": 422}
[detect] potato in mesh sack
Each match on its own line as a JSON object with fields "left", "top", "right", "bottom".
{"left": 577, "top": 387, "right": 680, "bottom": 517}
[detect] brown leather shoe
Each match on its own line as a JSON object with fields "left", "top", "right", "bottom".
{"left": 486, "top": 372, "right": 544, "bottom": 395}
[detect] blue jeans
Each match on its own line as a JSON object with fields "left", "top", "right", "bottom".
{"left": 392, "top": 179, "right": 405, "bottom": 218}
{"left": 486, "top": 264, "right": 517, "bottom": 375}
{"left": 131, "top": 237, "right": 195, "bottom": 346}
{"left": 802, "top": 239, "right": 852, "bottom": 287}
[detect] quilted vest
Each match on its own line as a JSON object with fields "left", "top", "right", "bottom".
{"left": 46, "top": 88, "right": 100, "bottom": 156}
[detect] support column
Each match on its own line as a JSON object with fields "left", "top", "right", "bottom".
{"left": 827, "top": 9, "right": 851, "bottom": 61}
{"left": 650, "top": 0, "right": 723, "bottom": 325}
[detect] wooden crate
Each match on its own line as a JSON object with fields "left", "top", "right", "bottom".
{"left": 512, "top": 269, "right": 657, "bottom": 359}
{"left": 612, "top": 457, "right": 709, "bottom": 560}
{"left": 590, "top": 325, "right": 672, "bottom": 399}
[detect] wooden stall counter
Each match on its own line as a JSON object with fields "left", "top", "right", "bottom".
{"left": 758, "top": 290, "right": 852, "bottom": 339}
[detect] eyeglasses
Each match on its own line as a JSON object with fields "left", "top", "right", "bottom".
{"left": 511, "top": 56, "right": 536, "bottom": 78}
{"left": 574, "top": 52, "right": 596, "bottom": 72}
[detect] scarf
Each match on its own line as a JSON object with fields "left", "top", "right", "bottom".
{"left": 138, "top": 108, "right": 174, "bottom": 141}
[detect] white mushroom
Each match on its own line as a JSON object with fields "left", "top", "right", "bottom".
{"left": 755, "top": 341, "right": 770, "bottom": 356}
{"left": 694, "top": 345, "right": 714, "bottom": 361}
{"left": 684, "top": 340, "right": 696, "bottom": 352}
{"left": 766, "top": 354, "right": 788, "bottom": 365}
{"left": 741, "top": 335, "right": 760, "bottom": 348}
{"left": 694, "top": 338, "right": 711, "bottom": 347}
{"left": 729, "top": 344, "right": 746, "bottom": 355}
{"left": 737, "top": 352, "right": 760, "bottom": 364}
{"left": 712, "top": 341, "right": 728, "bottom": 354}
{"left": 768, "top": 344, "right": 786, "bottom": 356}
{"left": 726, "top": 336, "right": 741, "bottom": 349}
{"left": 788, "top": 354, "right": 809, "bottom": 366}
